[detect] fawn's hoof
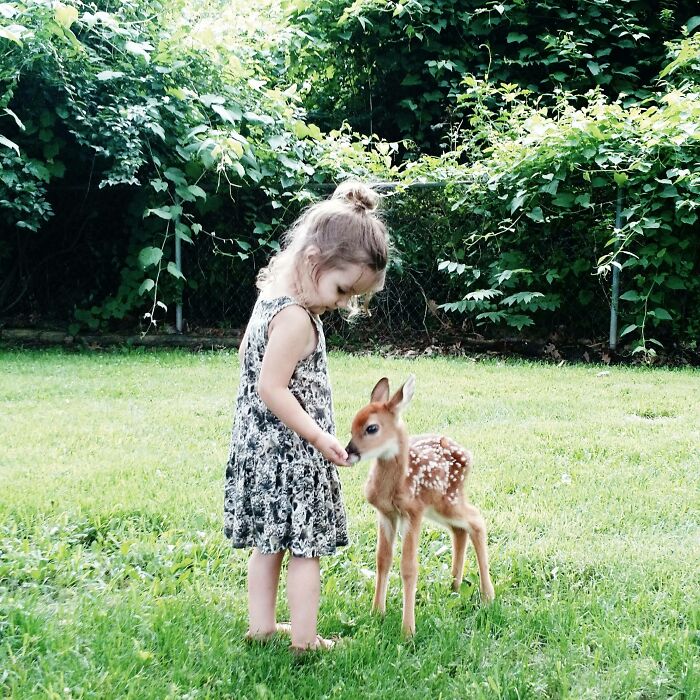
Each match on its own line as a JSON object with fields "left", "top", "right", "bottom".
{"left": 481, "top": 585, "right": 496, "bottom": 603}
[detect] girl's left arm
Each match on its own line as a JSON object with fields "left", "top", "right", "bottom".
{"left": 257, "top": 305, "right": 347, "bottom": 465}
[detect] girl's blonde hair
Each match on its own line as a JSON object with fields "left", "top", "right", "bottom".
{"left": 257, "top": 181, "right": 390, "bottom": 314}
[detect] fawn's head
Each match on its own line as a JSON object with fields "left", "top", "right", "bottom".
{"left": 345, "top": 375, "right": 416, "bottom": 465}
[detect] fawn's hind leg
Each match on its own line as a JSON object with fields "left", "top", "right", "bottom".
{"left": 455, "top": 503, "right": 495, "bottom": 602}
{"left": 450, "top": 526, "right": 469, "bottom": 592}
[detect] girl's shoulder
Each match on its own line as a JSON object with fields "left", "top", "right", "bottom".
{"left": 267, "top": 301, "right": 317, "bottom": 342}
{"left": 257, "top": 297, "right": 320, "bottom": 361}
{"left": 256, "top": 294, "right": 319, "bottom": 324}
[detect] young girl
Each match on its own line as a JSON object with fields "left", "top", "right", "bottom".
{"left": 224, "top": 181, "right": 390, "bottom": 651}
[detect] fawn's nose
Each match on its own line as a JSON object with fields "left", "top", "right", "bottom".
{"left": 345, "top": 440, "right": 361, "bottom": 465}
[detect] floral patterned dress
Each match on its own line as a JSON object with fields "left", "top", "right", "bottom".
{"left": 224, "top": 296, "right": 348, "bottom": 558}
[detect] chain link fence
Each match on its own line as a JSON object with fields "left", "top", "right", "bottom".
{"left": 176, "top": 185, "right": 461, "bottom": 347}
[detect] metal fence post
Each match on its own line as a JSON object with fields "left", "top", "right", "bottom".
{"left": 174, "top": 197, "right": 183, "bottom": 334}
{"left": 609, "top": 186, "right": 624, "bottom": 350}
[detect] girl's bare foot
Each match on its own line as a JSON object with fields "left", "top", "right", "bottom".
{"left": 290, "top": 635, "right": 339, "bottom": 655}
{"left": 245, "top": 622, "right": 292, "bottom": 642}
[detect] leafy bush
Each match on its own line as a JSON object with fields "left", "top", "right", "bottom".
{"left": 0, "top": 0, "right": 392, "bottom": 330}
{"left": 287, "top": 0, "right": 699, "bottom": 153}
{"left": 420, "top": 31, "right": 700, "bottom": 352}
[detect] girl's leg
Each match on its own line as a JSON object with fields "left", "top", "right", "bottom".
{"left": 287, "top": 555, "right": 322, "bottom": 648}
{"left": 247, "top": 548, "right": 285, "bottom": 637}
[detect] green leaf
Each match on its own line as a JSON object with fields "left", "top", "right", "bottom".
{"left": 54, "top": 3, "right": 78, "bottom": 29}
{"left": 0, "top": 135, "right": 20, "bottom": 155}
{"left": 175, "top": 185, "right": 196, "bottom": 203}
{"left": 475, "top": 311, "right": 506, "bottom": 323}
{"left": 167, "top": 262, "right": 185, "bottom": 280}
{"left": 199, "top": 94, "right": 225, "bottom": 107}
{"left": 306, "top": 124, "right": 323, "bottom": 140}
{"left": 96, "top": 71, "right": 125, "bottom": 80}
{"left": 540, "top": 179, "right": 559, "bottom": 195}
{"left": 687, "top": 16, "right": 700, "bottom": 33}
{"left": 619, "top": 324, "right": 637, "bottom": 337}
{"left": 504, "top": 314, "right": 534, "bottom": 330}
{"left": 495, "top": 268, "right": 530, "bottom": 285}
{"left": 507, "top": 33, "right": 527, "bottom": 43}
{"left": 464, "top": 289, "right": 502, "bottom": 301}
{"left": 211, "top": 104, "right": 242, "bottom": 124}
{"left": 0, "top": 26, "right": 23, "bottom": 44}
{"left": 278, "top": 154, "right": 302, "bottom": 171}
{"left": 163, "top": 168, "right": 187, "bottom": 186}
{"left": 175, "top": 223, "right": 193, "bottom": 244}
{"left": 500, "top": 291, "right": 544, "bottom": 307}
{"left": 167, "top": 87, "right": 188, "bottom": 100}
{"left": 4, "top": 108, "right": 24, "bottom": 130}
{"left": 150, "top": 179, "right": 168, "bottom": 192}
{"left": 124, "top": 40, "right": 153, "bottom": 61}
{"left": 401, "top": 74, "right": 423, "bottom": 86}
{"left": 526, "top": 207, "right": 544, "bottom": 222}
{"left": 510, "top": 191, "right": 526, "bottom": 214}
{"left": 613, "top": 172, "right": 628, "bottom": 186}
{"left": 619, "top": 290, "right": 641, "bottom": 302}
{"left": 552, "top": 193, "right": 575, "bottom": 208}
{"left": 144, "top": 207, "right": 173, "bottom": 220}
{"left": 665, "top": 277, "right": 685, "bottom": 290}
{"left": 138, "top": 247, "right": 163, "bottom": 269}
{"left": 268, "top": 134, "right": 286, "bottom": 149}
{"left": 244, "top": 111, "right": 274, "bottom": 125}
{"left": 293, "top": 121, "right": 309, "bottom": 138}
{"left": 652, "top": 308, "right": 672, "bottom": 321}
{"left": 139, "top": 279, "right": 155, "bottom": 295}
{"left": 148, "top": 122, "right": 165, "bottom": 141}
{"left": 187, "top": 185, "right": 206, "bottom": 199}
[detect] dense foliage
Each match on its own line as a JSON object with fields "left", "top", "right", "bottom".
{"left": 287, "top": 0, "right": 698, "bottom": 153}
{"left": 0, "top": 0, "right": 389, "bottom": 331}
{"left": 412, "top": 31, "right": 700, "bottom": 353}
{"left": 1, "top": 0, "right": 698, "bottom": 353}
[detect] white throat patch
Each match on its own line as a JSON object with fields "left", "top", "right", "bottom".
{"left": 362, "top": 438, "right": 400, "bottom": 462}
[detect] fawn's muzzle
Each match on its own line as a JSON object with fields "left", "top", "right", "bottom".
{"left": 345, "top": 440, "right": 361, "bottom": 465}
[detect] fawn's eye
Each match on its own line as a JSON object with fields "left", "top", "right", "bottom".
{"left": 366, "top": 424, "right": 379, "bottom": 435}
{"left": 337, "top": 287, "right": 347, "bottom": 295}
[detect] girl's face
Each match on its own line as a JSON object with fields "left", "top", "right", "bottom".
{"left": 306, "top": 263, "right": 383, "bottom": 315}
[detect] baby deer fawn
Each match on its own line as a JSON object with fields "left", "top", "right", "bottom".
{"left": 346, "top": 375, "right": 495, "bottom": 636}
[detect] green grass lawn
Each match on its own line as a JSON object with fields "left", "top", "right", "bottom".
{"left": 1, "top": 348, "right": 698, "bottom": 699}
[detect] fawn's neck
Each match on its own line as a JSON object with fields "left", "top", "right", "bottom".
{"left": 374, "top": 423, "right": 410, "bottom": 496}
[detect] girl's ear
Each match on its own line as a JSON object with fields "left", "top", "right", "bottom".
{"left": 303, "top": 245, "right": 321, "bottom": 265}
{"left": 388, "top": 374, "right": 416, "bottom": 414}
{"left": 370, "top": 377, "right": 390, "bottom": 403}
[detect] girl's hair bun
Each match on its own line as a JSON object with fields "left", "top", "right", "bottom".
{"left": 332, "top": 180, "right": 379, "bottom": 212}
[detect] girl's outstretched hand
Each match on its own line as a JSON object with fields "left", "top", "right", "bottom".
{"left": 313, "top": 431, "right": 349, "bottom": 466}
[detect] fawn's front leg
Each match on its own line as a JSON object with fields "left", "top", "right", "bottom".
{"left": 400, "top": 513, "right": 423, "bottom": 636}
{"left": 373, "top": 513, "right": 397, "bottom": 615}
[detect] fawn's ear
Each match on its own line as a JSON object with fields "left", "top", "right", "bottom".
{"left": 388, "top": 374, "right": 416, "bottom": 414}
{"left": 370, "top": 377, "right": 390, "bottom": 403}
